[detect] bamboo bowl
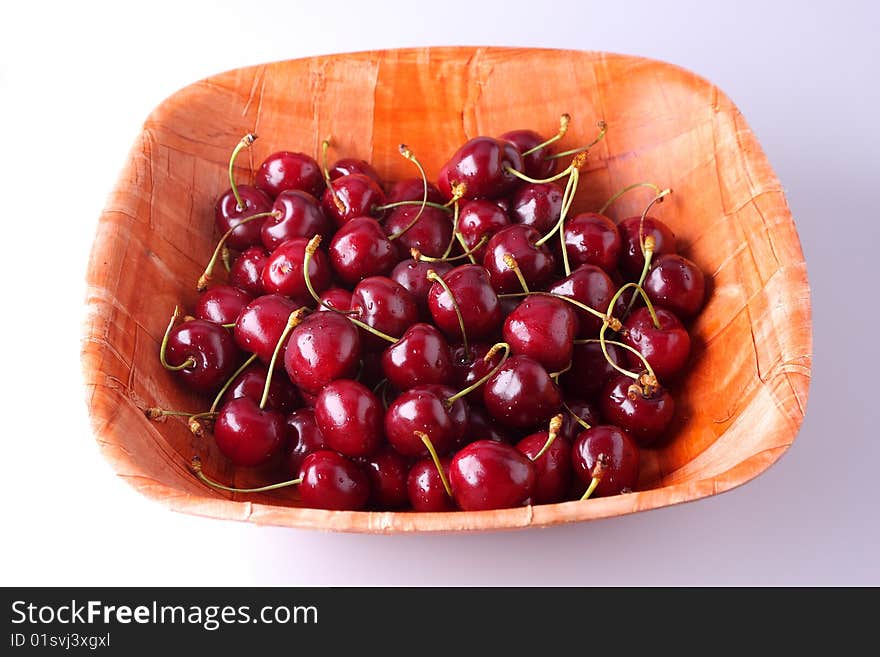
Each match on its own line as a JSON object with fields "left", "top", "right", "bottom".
{"left": 82, "top": 47, "right": 812, "bottom": 532}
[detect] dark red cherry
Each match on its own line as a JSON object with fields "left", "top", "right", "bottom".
{"left": 314, "top": 379, "right": 383, "bottom": 458}
{"left": 350, "top": 276, "right": 418, "bottom": 350}
{"left": 321, "top": 173, "right": 385, "bottom": 226}
{"left": 559, "top": 398, "right": 603, "bottom": 442}
{"left": 298, "top": 450, "right": 370, "bottom": 511}
{"left": 563, "top": 212, "right": 621, "bottom": 274}
{"left": 483, "top": 224, "right": 556, "bottom": 293}
{"left": 516, "top": 430, "right": 572, "bottom": 504}
{"left": 214, "top": 397, "right": 285, "bottom": 467}
{"left": 255, "top": 151, "right": 324, "bottom": 199}
{"left": 427, "top": 264, "right": 502, "bottom": 341}
{"left": 601, "top": 376, "right": 675, "bottom": 446}
{"left": 386, "top": 178, "right": 444, "bottom": 205}
{"left": 329, "top": 158, "right": 382, "bottom": 186}
{"left": 483, "top": 355, "right": 562, "bottom": 429}
{"left": 450, "top": 343, "right": 502, "bottom": 402}
{"left": 449, "top": 440, "right": 535, "bottom": 510}
{"left": 165, "top": 319, "right": 240, "bottom": 392}
{"left": 502, "top": 295, "right": 576, "bottom": 372}
{"left": 561, "top": 341, "right": 626, "bottom": 400}
{"left": 643, "top": 254, "right": 706, "bottom": 318}
{"left": 572, "top": 425, "right": 639, "bottom": 497}
{"left": 262, "top": 190, "right": 333, "bottom": 250}
{"left": 284, "top": 311, "right": 361, "bottom": 395}
{"left": 407, "top": 457, "right": 454, "bottom": 511}
{"left": 509, "top": 182, "right": 563, "bottom": 233}
{"left": 547, "top": 264, "right": 616, "bottom": 337}
{"left": 361, "top": 447, "right": 410, "bottom": 508}
{"left": 391, "top": 259, "right": 451, "bottom": 317}
{"left": 214, "top": 185, "right": 273, "bottom": 251}
{"left": 622, "top": 307, "right": 691, "bottom": 380}
{"left": 384, "top": 384, "right": 468, "bottom": 457}
{"left": 618, "top": 215, "right": 676, "bottom": 279}
{"left": 228, "top": 246, "right": 269, "bottom": 297}
{"left": 318, "top": 287, "right": 353, "bottom": 313}
{"left": 284, "top": 408, "right": 326, "bottom": 475}
{"left": 458, "top": 199, "right": 510, "bottom": 260}
{"left": 381, "top": 323, "right": 454, "bottom": 390}
{"left": 383, "top": 205, "right": 452, "bottom": 259}
{"left": 438, "top": 136, "right": 524, "bottom": 200}
{"left": 500, "top": 129, "right": 555, "bottom": 179}
{"left": 194, "top": 285, "right": 252, "bottom": 325}
{"left": 465, "top": 405, "right": 512, "bottom": 443}
{"left": 220, "top": 362, "right": 300, "bottom": 414}
{"left": 234, "top": 294, "right": 299, "bottom": 363}
{"left": 261, "top": 238, "right": 332, "bottom": 304}
{"left": 328, "top": 216, "right": 397, "bottom": 286}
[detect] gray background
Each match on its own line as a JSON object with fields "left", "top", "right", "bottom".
{"left": 0, "top": 0, "right": 877, "bottom": 584}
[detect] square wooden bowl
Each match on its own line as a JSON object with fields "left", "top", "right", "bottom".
{"left": 82, "top": 47, "right": 812, "bottom": 532}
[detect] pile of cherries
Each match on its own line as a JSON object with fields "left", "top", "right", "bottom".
{"left": 153, "top": 114, "right": 707, "bottom": 512}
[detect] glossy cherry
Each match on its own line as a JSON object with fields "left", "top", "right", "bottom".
{"left": 361, "top": 447, "right": 410, "bottom": 508}
{"left": 509, "top": 182, "right": 563, "bottom": 233}
{"left": 384, "top": 384, "right": 468, "bottom": 457}
{"left": 228, "top": 246, "right": 269, "bottom": 297}
{"left": 483, "top": 225, "right": 556, "bottom": 293}
{"left": 313, "top": 379, "right": 383, "bottom": 458}
{"left": 386, "top": 178, "right": 444, "bottom": 205}
{"left": 572, "top": 425, "right": 639, "bottom": 497}
{"left": 321, "top": 173, "right": 385, "bottom": 226}
{"left": 329, "top": 216, "right": 397, "bottom": 286}
{"left": 261, "top": 238, "right": 332, "bottom": 303}
{"left": 384, "top": 205, "right": 453, "bottom": 260}
{"left": 502, "top": 295, "right": 576, "bottom": 372}
{"left": 318, "top": 287, "right": 353, "bottom": 313}
{"left": 262, "top": 190, "right": 333, "bottom": 250}
{"left": 381, "top": 323, "right": 454, "bottom": 390}
{"left": 407, "top": 456, "right": 454, "bottom": 511}
{"left": 622, "top": 307, "right": 691, "bottom": 380}
{"left": 438, "top": 136, "right": 524, "bottom": 200}
{"left": 298, "top": 450, "right": 370, "bottom": 511}
{"left": 350, "top": 276, "right": 418, "bottom": 350}
{"left": 559, "top": 398, "right": 602, "bottom": 442}
{"left": 547, "top": 265, "right": 616, "bottom": 337}
{"left": 561, "top": 340, "right": 626, "bottom": 400}
{"left": 165, "top": 319, "right": 240, "bottom": 392}
{"left": 450, "top": 343, "right": 502, "bottom": 402}
{"left": 601, "top": 375, "right": 675, "bottom": 446}
{"left": 500, "top": 129, "right": 555, "bottom": 179}
{"left": 194, "top": 285, "right": 252, "bottom": 325}
{"left": 391, "top": 259, "right": 451, "bottom": 317}
{"left": 255, "top": 151, "right": 325, "bottom": 199}
{"left": 516, "top": 425, "right": 572, "bottom": 504}
{"left": 563, "top": 212, "right": 621, "bottom": 274}
{"left": 214, "top": 397, "right": 285, "bottom": 467}
{"left": 427, "top": 264, "right": 502, "bottom": 341}
{"left": 233, "top": 294, "right": 299, "bottom": 363}
{"left": 329, "top": 158, "right": 382, "bottom": 185}
{"left": 284, "top": 311, "right": 361, "bottom": 394}
{"left": 449, "top": 440, "right": 535, "bottom": 511}
{"left": 617, "top": 215, "right": 676, "bottom": 278}
{"left": 220, "top": 362, "right": 300, "bottom": 414}
{"left": 458, "top": 200, "right": 510, "bottom": 260}
{"left": 643, "top": 254, "right": 706, "bottom": 318}
{"left": 284, "top": 408, "right": 327, "bottom": 475}
{"left": 214, "top": 185, "right": 274, "bottom": 251}
{"left": 483, "top": 355, "right": 562, "bottom": 429}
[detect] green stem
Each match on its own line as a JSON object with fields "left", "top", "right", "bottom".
{"left": 546, "top": 120, "right": 607, "bottom": 160}
{"left": 415, "top": 432, "right": 453, "bottom": 498}
{"left": 198, "top": 210, "right": 278, "bottom": 291}
{"left": 561, "top": 400, "right": 592, "bottom": 432}
{"left": 375, "top": 200, "right": 452, "bottom": 213}
{"left": 598, "top": 182, "right": 662, "bottom": 216}
{"left": 534, "top": 166, "right": 579, "bottom": 247}
{"left": 426, "top": 269, "right": 469, "bottom": 360}
{"left": 446, "top": 342, "right": 510, "bottom": 405}
{"left": 210, "top": 353, "right": 258, "bottom": 412}
{"left": 159, "top": 306, "right": 196, "bottom": 371}
{"left": 532, "top": 414, "right": 564, "bottom": 461}
{"left": 386, "top": 145, "right": 430, "bottom": 241}
{"left": 574, "top": 336, "right": 656, "bottom": 383}
{"left": 228, "top": 133, "right": 257, "bottom": 211}
{"left": 503, "top": 253, "right": 531, "bottom": 294}
{"left": 439, "top": 199, "right": 461, "bottom": 260}
{"left": 580, "top": 453, "right": 609, "bottom": 501}
{"left": 521, "top": 113, "right": 571, "bottom": 156}
{"left": 192, "top": 457, "right": 302, "bottom": 493}
{"left": 260, "top": 309, "right": 308, "bottom": 409}
{"left": 412, "top": 235, "right": 487, "bottom": 263}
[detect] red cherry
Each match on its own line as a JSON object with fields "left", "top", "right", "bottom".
{"left": 427, "top": 264, "right": 502, "bottom": 341}
{"left": 509, "top": 182, "right": 563, "bottom": 233}
{"left": 563, "top": 212, "right": 621, "bottom": 274}
{"left": 622, "top": 307, "right": 691, "bottom": 380}
{"left": 383, "top": 205, "right": 452, "bottom": 259}
{"left": 321, "top": 173, "right": 385, "bottom": 226}
{"left": 298, "top": 450, "right": 370, "bottom": 511}
{"left": 214, "top": 397, "right": 285, "bottom": 467}
{"left": 465, "top": 405, "right": 512, "bottom": 443}
{"left": 384, "top": 385, "right": 467, "bottom": 457}
{"left": 516, "top": 425, "right": 572, "bottom": 504}
{"left": 261, "top": 238, "right": 332, "bottom": 304}
{"left": 329, "top": 158, "right": 382, "bottom": 185}
{"left": 502, "top": 295, "right": 576, "bottom": 372}
{"left": 318, "top": 287, "right": 353, "bottom": 313}
{"left": 643, "top": 254, "right": 706, "bottom": 319}
{"left": 483, "top": 224, "right": 556, "bottom": 293}
{"left": 165, "top": 319, "right": 240, "bottom": 392}
{"left": 350, "top": 276, "right": 418, "bottom": 350}
{"left": 228, "top": 246, "right": 269, "bottom": 297}
{"left": 458, "top": 199, "right": 510, "bottom": 260}
{"left": 407, "top": 457, "right": 454, "bottom": 511}
{"left": 449, "top": 440, "right": 535, "bottom": 510}
{"left": 450, "top": 343, "right": 502, "bottom": 403}
{"left": 499, "top": 129, "right": 555, "bottom": 179}
{"left": 233, "top": 294, "right": 299, "bottom": 363}
{"left": 329, "top": 216, "right": 397, "bottom": 286}
{"left": 571, "top": 425, "right": 639, "bottom": 497}
{"left": 559, "top": 398, "right": 602, "bottom": 442}
{"left": 483, "top": 355, "right": 562, "bottom": 430}
{"left": 617, "top": 215, "right": 676, "bottom": 279}
{"left": 314, "top": 379, "right": 384, "bottom": 458}
{"left": 220, "top": 362, "right": 300, "bottom": 414}
{"left": 194, "top": 285, "right": 252, "bottom": 325}
{"left": 283, "top": 311, "right": 361, "bottom": 395}
{"left": 438, "top": 136, "right": 524, "bottom": 200}
{"left": 600, "top": 376, "right": 675, "bottom": 446}
{"left": 214, "top": 185, "right": 274, "bottom": 251}
{"left": 547, "top": 264, "right": 616, "bottom": 337}
{"left": 361, "top": 447, "right": 410, "bottom": 508}
{"left": 561, "top": 340, "right": 626, "bottom": 400}
{"left": 254, "top": 151, "right": 324, "bottom": 199}
{"left": 261, "top": 190, "right": 333, "bottom": 250}
{"left": 390, "top": 259, "right": 451, "bottom": 318}
{"left": 284, "top": 408, "right": 327, "bottom": 475}
{"left": 381, "top": 323, "right": 454, "bottom": 391}
{"left": 386, "top": 178, "right": 444, "bottom": 205}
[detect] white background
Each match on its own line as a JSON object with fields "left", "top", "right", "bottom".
{"left": 1, "top": 0, "right": 878, "bottom": 585}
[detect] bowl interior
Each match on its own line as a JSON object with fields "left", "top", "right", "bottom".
{"left": 83, "top": 47, "right": 811, "bottom": 532}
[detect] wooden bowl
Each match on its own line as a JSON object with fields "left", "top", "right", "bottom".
{"left": 83, "top": 47, "right": 811, "bottom": 532}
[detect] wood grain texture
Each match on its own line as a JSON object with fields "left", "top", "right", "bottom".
{"left": 82, "top": 47, "right": 812, "bottom": 533}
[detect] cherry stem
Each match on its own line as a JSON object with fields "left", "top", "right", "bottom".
{"left": 198, "top": 210, "right": 279, "bottom": 291}
{"left": 534, "top": 165, "right": 579, "bottom": 249}
{"left": 221, "top": 246, "right": 232, "bottom": 273}
{"left": 415, "top": 432, "right": 452, "bottom": 498}
{"left": 426, "top": 269, "right": 469, "bottom": 360}
{"left": 503, "top": 253, "right": 530, "bottom": 294}
{"left": 580, "top": 453, "right": 609, "bottom": 501}
{"left": 375, "top": 200, "right": 452, "bottom": 213}
{"left": 228, "top": 133, "right": 257, "bottom": 211}
{"left": 443, "top": 182, "right": 467, "bottom": 208}
{"left": 440, "top": 198, "right": 461, "bottom": 260}
{"left": 598, "top": 182, "right": 662, "bottom": 216}
{"left": 498, "top": 290, "right": 610, "bottom": 323}
{"left": 549, "top": 361, "right": 572, "bottom": 382}
{"left": 574, "top": 335, "right": 656, "bottom": 383}
{"left": 221, "top": 322, "right": 236, "bottom": 329}
{"left": 505, "top": 151, "right": 587, "bottom": 185}
{"left": 623, "top": 235, "right": 656, "bottom": 319}
{"left": 611, "top": 281, "right": 660, "bottom": 329}
{"left": 598, "top": 322, "right": 658, "bottom": 390}
{"left": 546, "top": 120, "right": 607, "bottom": 160}
{"left": 532, "top": 414, "right": 564, "bottom": 461}
{"left": 259, "top": 308, "right": 308, "bottom": 409}
{"left": 521, "top": 113, "right": 572, "bottom": 156}
{"left": 445, "top": 342, "right": 510, "bottom": 406}
{"left": 321, "top": 136, "right": 345, "bottom": 214}
{"left": 561, "top": 400, "right": 592, "bottom": 432}
{"left": 386, "top": 145, "right": 430, "bottom": 241}
{"left": 453, "top": 230, "right": 477, "bottom": 264}
{"left": 191, "top": 457, "right": 302, "bottom": 493}
{"left": 159, "top": 306, "right": 196, "bottom": 371}
{"left": 210, "top": 353, "right": 258, "bottom": 412}
{"left": 145, "top": 408, "right": 215, "bottom": 421}
{"left": 411, "top": 235, "right": 487, "bottom": 264}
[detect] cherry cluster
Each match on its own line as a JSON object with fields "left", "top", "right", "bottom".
{"left": 153, "top": 114, "right": 707, "bottom": 512}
